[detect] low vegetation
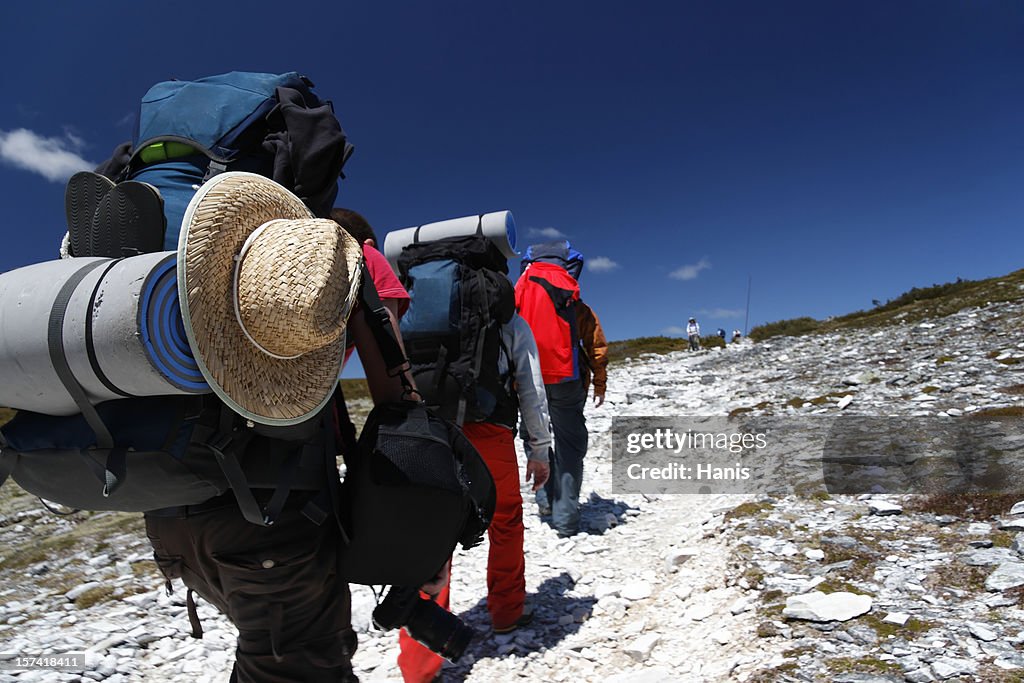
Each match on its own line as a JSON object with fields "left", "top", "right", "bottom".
{"left": 749, "top": 267, "right": 1024, "bottom": 341}
{"left": 904, "top": 492, "right": 1018, "bottom": 520}
{"left": 606, "top": 336, "right": 689, "bottom": 363}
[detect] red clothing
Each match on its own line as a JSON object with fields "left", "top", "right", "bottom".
{"left": 361, "top": 244, "right": 409, "bottom": 316}
{"left": 397, "top": 422, "right": 525, "bottom": 683}
{"left": 345, "top": 244, "right": 409, "bottom": 362}
{"left": 514, "top": 262, "right": 581, "bottom": 384}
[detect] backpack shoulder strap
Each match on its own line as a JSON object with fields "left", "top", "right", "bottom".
{"left": 358, "top": 264, "right": 413, "bottom": 386}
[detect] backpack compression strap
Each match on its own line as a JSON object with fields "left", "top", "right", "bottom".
{"left": 46, "top": 259, "right": 135, "bottom": 497}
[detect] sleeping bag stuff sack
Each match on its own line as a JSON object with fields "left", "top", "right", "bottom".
{"left": 96, "top": 71, "right": 354, "bottom": 248}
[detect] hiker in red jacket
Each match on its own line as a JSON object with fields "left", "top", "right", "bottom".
{"left": 515, "top": 242, "right": 608, "bottom": 537}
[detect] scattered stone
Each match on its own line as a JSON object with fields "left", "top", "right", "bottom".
{"left": 664, "top": 547, "right": 698, "bottom": 572}
{"left": 930, "top": 657, "right": 978, "bottom": 679}
{"left": 905, "top": 668, "right": 937, "bottom": 683}
{"left": 710, "top": 629, "right": 731, "bottom": 645}
{"left": 961, "top": 547, "right": 1017, "bottom": 566}
{"left": 621, "top": 582, "right": 653, "bottom": 601}
{"left": 64, "top": 582, "right": 102, "bottom": 602}
{"left": 967, "top": 622, "right": 998, "bottom": 642}
{"left": 624, "top": 633, "right": 661, "bottom": 662}
{"left": 804, "top": 548, "right": 825, "bottom": 561}
{"left": 882, "top": 612, "right": 910, "bottom": 626}
{"left": 782, "top": 591, "right": 872, "bottom": 622}
{"left": 684, "top": 604, "right": 714, "bottom": 622}
{"left": 1009, "top": 501, "right": 1024, "bottom": 516}
{"left": 986, "top": 561, "right": 1024, "bottom": 591}
{"left": 868, "top": 500, "right": 902, "bottom": 516}
{"left": 729, "top": 596, "right": 753, "bottom": 615}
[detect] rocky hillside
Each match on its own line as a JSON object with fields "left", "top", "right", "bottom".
{"left": 1, "top": 296, "right": 1023, "bottom": 682}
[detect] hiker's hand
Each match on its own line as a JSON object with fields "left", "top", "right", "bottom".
{"left": 526, "top": 460, "right": 549, "bottom": 491}
{"left": 420, "top": 558, "right": 450, "bottom": 597}
{"left": 593, "top": 388, "right": 605, "bottom": 407}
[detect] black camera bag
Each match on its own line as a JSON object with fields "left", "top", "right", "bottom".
{"left": 335, "top": 268, "right": 496, "bottom": 587}
{"left": 339, "top": 401, "right": 495, "bottom": 586}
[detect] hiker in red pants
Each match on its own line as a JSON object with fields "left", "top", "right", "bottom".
{"left": 397, "top": 312, "right": 552, "bottom": 683}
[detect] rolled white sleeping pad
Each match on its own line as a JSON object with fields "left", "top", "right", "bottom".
{"left": 382, "top": 210, "right": 517, "bottom": 268}
{"left": 0, "top": 252, "right": 209, "bottom": 415}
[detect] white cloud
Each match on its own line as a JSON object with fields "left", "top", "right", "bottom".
{"left": 586, "top": 256, "right": 620, "bottom": 273}
{"left": 526, "top": 227, "right": 567, "bottom": 240}
{"left": 0, "top": 128, "right": 94, "bottom": 183}
{"left": 698, "top": 308, "right": 744, "bottom": 319}
{"left": 662, "top": 325, "right": 688, "bottom": 336}
{"left": 669, "top": 257, "right": 711, "bottom": 281}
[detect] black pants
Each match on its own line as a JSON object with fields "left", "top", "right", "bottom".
{"left": 145, "top": 498, "right": 358, "bottom": 682}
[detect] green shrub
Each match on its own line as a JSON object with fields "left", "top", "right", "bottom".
{"left": 606, "top": 336, "right": 688, "bottom": 364}
{"left": 749, "top": 317, "right": 820, "bottom": 341}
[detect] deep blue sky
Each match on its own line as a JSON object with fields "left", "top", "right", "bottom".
{"left": 2, "top": 1, "right": 1022, "bottom": 346}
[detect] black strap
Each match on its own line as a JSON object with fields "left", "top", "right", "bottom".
{"left": 186, "top": 589, "right": 203, "bottom": 639}
{"left": 47, "top": 260, "right": 114, "bottom": 449}
{"left": 84, "top": 260, "right": 134, "bottom": 399}
{"left": 0, "top": 449, "right": 14, "bottom": 489}
{"left": 209, "top": 405, "right": 267, "bottom": 526}
{"left": 269, "top": 602, "right": 285, "bottom": 661}
{"left": 431, "top": 345, "right": 449, "bottom": 404}
{"left": 358, "top": 264, "right": 410, "bottom": 376}
{"left": 261, "top": 442, "right": 302, "bottom": 525}
{"left": 209, "top": 440, "right": 268, "bottom": 526}
{"left": 102, "top": 448, "right": 128, "bottom": 497}
{"left": 306, "top": 394, "right": 349, "bottom": 539}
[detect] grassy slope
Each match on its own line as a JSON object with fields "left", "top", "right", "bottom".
{"left": 750, "top": 267, "right": 1024, "bottom": 341}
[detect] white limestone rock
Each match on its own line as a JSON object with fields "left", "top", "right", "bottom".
{"left": 782, "top": 591, "right": 872, "bottom": 622}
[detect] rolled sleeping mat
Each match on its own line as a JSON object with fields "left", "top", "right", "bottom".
{"left": 382, "top": 210, "right": 517, "bottom": 268}
{"left": 0, "top": 252, "right": 209, "bottom": 415}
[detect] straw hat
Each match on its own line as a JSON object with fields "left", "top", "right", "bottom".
{"left": 177, "top": 172, "right": 363, "bottom": 425}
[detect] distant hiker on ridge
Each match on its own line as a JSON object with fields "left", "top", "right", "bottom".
{"left": 687, "top": 317, "right": 701, "bottom": 351}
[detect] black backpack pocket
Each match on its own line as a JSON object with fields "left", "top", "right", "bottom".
{"left": 5, "top": 444, "right": 227, "bottom": 512}
{"left": 338, "top": 402, "right": 495, "bottom": 587}
{"left": 0, "top": 396, "right": 227, "bottom": 511}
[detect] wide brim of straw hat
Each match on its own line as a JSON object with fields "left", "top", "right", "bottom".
{"left": 177, "top": 172, "right": 363, "bottom": 426}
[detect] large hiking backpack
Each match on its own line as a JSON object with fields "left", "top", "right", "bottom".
{"left": 95, "top": 71, "right": 353, "bottom": 250}
{"left": 0, "top": 71, "right": 354, "bottom": 527}
{"left": 396, "top": 235, "right": 518, "bottom": 427}
{"left": 515, "top": 247, "right": 583, "bottom": 385}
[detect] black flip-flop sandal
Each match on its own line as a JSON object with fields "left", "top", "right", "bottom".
{"left": 65, "top": 171, "right": 115, "bottom": 257}
{"left": 89, "top": 181, "right": 167, "bottom": 257}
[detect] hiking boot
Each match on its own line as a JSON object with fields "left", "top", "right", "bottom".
{"left": 493, "top": 608, "right": 534, "bottom": 634}
{"left": 65, "top": 171, "right": 115, "bottom": 257}
{"left": 89, "top": 181, "right": 167, "bottom": 257}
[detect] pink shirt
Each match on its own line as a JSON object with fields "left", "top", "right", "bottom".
{"left": 345, "top": 245, "right": 409, "bottom": 361}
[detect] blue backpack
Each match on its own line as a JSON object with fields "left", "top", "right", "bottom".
{"left": 397, "top": 236, "right": 518, "bottom": 427}
{"left": 96, "top": 71, "right": 354, "bottom": 249}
